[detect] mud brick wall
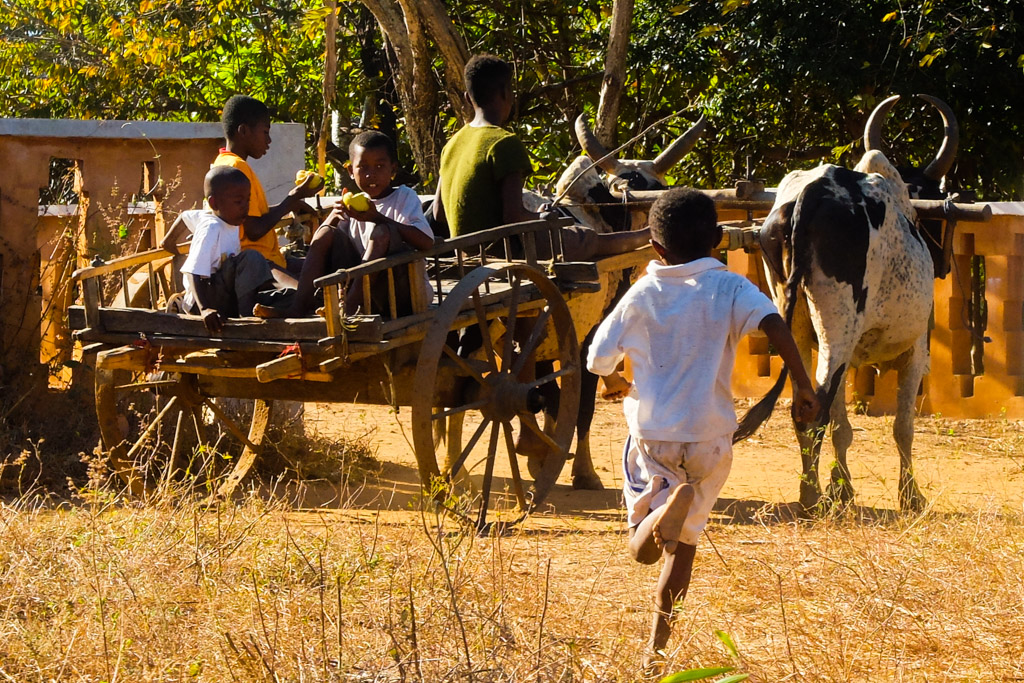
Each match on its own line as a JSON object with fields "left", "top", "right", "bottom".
{"left": 0, "top": 120, "right": 223, "bottom": 395}
{"left": 0, "top": 119, "right": 305, "bottom": 398}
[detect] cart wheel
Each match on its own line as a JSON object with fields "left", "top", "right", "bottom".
{"left": 94, "top": 362, "right": 271, "bottom": 499}
{"left": 411, "top": 262, "right": 580, "bottom": 534}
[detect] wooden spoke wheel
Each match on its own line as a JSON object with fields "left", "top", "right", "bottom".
{"left": 411, "top": 263, "right": 580, "bottom": 533}
{"left": 94, "top": 352, "right": 271, "bottom": 500}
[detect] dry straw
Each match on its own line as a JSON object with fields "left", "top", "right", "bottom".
{"left": 1, "top": 409, "right": 1022, "bottom": 680}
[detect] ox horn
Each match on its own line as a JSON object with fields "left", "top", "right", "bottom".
{"left": 863, "top": 94, "right": 901, "bottom": 152}
{"left": 574, "top": 114, "right": 625, "bottom": 174}
{"left": 651, "top": 115, "right": 707, "bottom": 175}
{"left": 917, "top": 94, "right": 959, "bottom": 181}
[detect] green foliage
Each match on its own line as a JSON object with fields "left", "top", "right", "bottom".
{"left": 0, "top": 1, "right": 332, "bottom": 135}
{"left": 659, "top": 629, "right": 749, "bottom": 682}
{"left": 629, "top": 0, "right": 1024, "bottom": 197}
{"left": 659, "top": 666, "right": 735, "bottom": 682}
{"left": 2, "top": 0, "right": 1022, "bottom": 197}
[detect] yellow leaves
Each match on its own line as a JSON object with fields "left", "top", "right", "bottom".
{"left": 669, "top": 3, "right": 690, "bottom": 15}
{"left": 721, "top": 0, "right": 749, "bottom": 15}
{"left": 139, "top": 0, "right": 154, "bottom": 12}
{"left": 882, "top": 11, "right": 899, "bottom": 23}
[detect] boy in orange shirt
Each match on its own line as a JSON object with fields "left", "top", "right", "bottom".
{"left": 213, "top": 95, "right": 319, "bottom": 274}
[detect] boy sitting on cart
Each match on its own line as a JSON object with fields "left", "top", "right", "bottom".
{"left": 180, "top": 166, "right": 290, "bottom": 334}
{"left": 255, "top": 130, "right": 434, "bottom": 319}
{"left": 432, "top": 53, "right": 650, "bottom": 259}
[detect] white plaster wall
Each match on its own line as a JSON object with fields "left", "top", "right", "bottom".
{"left": 247, "top": 122, "right": 306, "bottom": 206}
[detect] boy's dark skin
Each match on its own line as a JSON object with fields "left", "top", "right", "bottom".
{"left": 432, "top": 69, "right": 651, "bottom": 256}
{"left": 256, "top": 140, "right": 433, "bottom": 318}
{"left": 606, "top": 232, "right": 819, "bottom": 665}
{"left": 185, "top": 176, "right": 258, "bottom": 335}
{"left": 226, "top": 114, "right": 319, "bottom": 252}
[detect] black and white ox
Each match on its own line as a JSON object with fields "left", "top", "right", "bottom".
{"left": 527, "top": 114, "right": 706, "bottom": 490}
{"left": 738, "top": 95, "right": 958, "bottom": 513}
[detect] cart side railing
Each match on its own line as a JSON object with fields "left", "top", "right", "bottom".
{"left": 69, "top": 217, "right": 580, "bottom": 358}
{"left": 313, "top": 215, "right": 577, "bottom": 338}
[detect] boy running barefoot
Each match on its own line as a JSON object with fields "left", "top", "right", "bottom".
{"left": 586, "top": 188, "right": 819, "bottom": 669}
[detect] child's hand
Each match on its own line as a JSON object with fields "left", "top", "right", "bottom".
{"left": 291, "top": 172, "right": 322, "bottom": 200}
{"left": 337, "top": 199, "right": 383, "bottom": 224}
{"left": 320, "top": 206, "right": 348, "bottom": 229}
{"left": 601, "top": 371, "right": 632, "bottom": 400}
{"left": 791, "top": 384, "right": 820, "bottom": 424}
{"left": 201, "top": 309, "right": 224, "bottom": 335}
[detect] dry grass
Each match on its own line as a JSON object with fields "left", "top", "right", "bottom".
{"left": 0, "top": 487, "right": 1022, "bottom": 681}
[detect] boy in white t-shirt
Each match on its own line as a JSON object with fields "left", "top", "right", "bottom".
{"left": 179, "top": 166, "right": 278, "bottom": 334}
{"left": 255, "top": 130, "right": 433, "bottom": 318}
{"left": 586, "top": 187, "right": 819, "bottom": 668}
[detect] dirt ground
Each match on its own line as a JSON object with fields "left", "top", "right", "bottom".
{"left": 295, "top": 397, "right": 1024, "bottom": 526}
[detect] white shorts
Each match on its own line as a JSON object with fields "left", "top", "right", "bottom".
{"left": 622, "top": 433, "right": 733, "bottom": 546}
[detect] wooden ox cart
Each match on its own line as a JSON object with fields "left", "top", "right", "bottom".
{"left": 70, "top": 216, "right": 648, "bottom": 533}
{"left": 68, "top": 183, "right": 990, "bottom": 532}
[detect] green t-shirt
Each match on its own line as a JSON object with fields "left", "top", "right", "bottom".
{"left": 439, "top": 124, "right": 533, "bottom": 236}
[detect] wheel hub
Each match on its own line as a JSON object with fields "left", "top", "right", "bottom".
{"left": 480, "top": 372, "right": 545, "bottom": 422}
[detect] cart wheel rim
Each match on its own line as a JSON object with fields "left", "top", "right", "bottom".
{"left": 94, "top": 354, "right": 271, "bottom": 499}
{"left": 410, "top": 262, "right": 580, "bottom": 531}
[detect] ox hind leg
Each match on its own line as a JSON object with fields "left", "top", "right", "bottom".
{"left": 784, "top": 299, "right": 826, "bottom": 514}
{"left": 893, "top": 336, "right": 928, "bottom": 513}
{"left": 569, "top": 364, "right": 604, "bottom": 490}
{"left": 799, "top": 355, "right": 852, "bottom": 515}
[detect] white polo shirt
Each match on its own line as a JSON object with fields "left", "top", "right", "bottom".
{"left": 180, "top": 210, "right": 241, "bottom": 310}
{"left": 341, "top": 185, "right": 434, "bottom": 299}
{"left": 587, "top": 257, "right": 778, "bottom": 442}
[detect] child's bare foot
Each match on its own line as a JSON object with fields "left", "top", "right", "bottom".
{"left": 653, "top": 483, "right": 694, "bottom": 554}
{"left": 641, "top": 648, "right": 666, "bottom": 678}
{"left": 252, "top": 303, "right": 288, "bottom": 319}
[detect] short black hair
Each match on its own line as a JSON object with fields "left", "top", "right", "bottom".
{"left": 204, "top": 165, "right": 249, "bottom": 199}
{"left": 464, "top": 54, "right": 512, "bottom": 107}
{"left": 648, "top": 187, "right": 721, "bottom": 258}
{"left": 350, "top": 130, "right": 397, "bottom": 163}
{"left": 221, "top": 95, "right": 270, "bottom": 139}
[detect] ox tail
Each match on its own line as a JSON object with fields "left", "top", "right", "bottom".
{"left": 733, "top": 205, "right": 810, "bottom": 444}
{"left": 733, "top": 366, "right": 789, "bottom": 443}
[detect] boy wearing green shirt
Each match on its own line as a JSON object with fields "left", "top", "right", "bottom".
{"left": 434, "top": 54, "right": 649, "bottom": 259}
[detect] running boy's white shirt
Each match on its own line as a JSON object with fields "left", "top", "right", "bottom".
{"left": 587, "top": 257, "right": 779, "bottom": 442}
{"left": 179, "top": 210, "right": 241, "bottom": 310}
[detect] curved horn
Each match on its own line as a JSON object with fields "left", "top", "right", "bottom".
{"left": 651, "top": 115, "right": 707, "bottom": 175}
{"left": 574, "top": 114, "right": 623, "bottom": 174}
{"left": 863, "top": 94, "right": 901, "bottom": 152}
{"left": 917, "top": 94, "right": 959, "bottom": 181}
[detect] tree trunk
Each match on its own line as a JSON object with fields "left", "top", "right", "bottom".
{"left": 594, "top": 0, "right": 634, "bottom": 148}
{"left": 357, "top": 0, "right": 469, "bottom": 188}
{"left": 318, "top": 0, "right": 338, "bottom": 179}
{"left": 403, "top": 0, "right": 470, "bottom": 122}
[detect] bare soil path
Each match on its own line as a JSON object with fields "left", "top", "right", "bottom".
{"left": 295, "top": 398, "right": 1024, "bottom": 527}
